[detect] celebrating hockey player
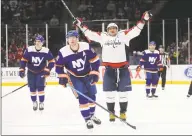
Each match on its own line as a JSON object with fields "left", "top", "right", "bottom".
{"left": 187, "top": 81, "right": 192, "bottom": 98}
{"left": 73, "top": 11, "right": 152, "bottom": 121}
{"left": 136, "top": 41, "right": 163, "bottom": 98}
{"left": 19, "top": 35, "right": 55, "bottom": 111}
{"left": 158, "top": 45, "right": 170, "bottom": 90}
{"left": 55, "top": 30, "right": 101, "bottom": 129}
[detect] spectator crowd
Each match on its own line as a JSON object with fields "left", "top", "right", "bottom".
{"left": 1, "top": 0, "right": 192, "bottom": 67}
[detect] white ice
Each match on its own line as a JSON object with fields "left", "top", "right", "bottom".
{"left": 2, "top": 84, "right": 192, "bottom": 135}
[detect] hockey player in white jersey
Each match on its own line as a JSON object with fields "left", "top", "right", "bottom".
{"left": 74, "top": 11, "right": 152, "bottom": 121}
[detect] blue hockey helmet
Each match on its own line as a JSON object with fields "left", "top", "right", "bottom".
{"left": 66, "top": 30, "right": 79, "bottom": 38}
{"left": 35, "top": 35, "right": 45, "bottom": 43}
{"left": 149, "top": 41, "right": 156, "bottom": 45}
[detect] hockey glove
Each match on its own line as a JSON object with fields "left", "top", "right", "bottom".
{"left": 159, "top": 67, "right": 164, "bottom": 72}
{"left": 73, "top": 18, "right": 83, "bottom": 28}
{"left": 89, "top": 71, "right": 99, "bottom": 85}
{"left": 19, "top": 68, "right": 25, "bottom": 78}
{"left": 58, "top": 74, "right": 69, "bottom": 87}
{"left": 141, "top": 11, "right": 152, "bottom": 22}
{"left": 136, "top": 65, "right": 141, "bottom": 72}
{"left": 42, "top": 67, "right": 50, "bottom": 78}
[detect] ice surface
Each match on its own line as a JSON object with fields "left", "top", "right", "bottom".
{"left": 2, "top": 84, "right": 192, "bottom": 135}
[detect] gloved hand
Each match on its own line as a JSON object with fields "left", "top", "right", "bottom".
{"left": 89, "top": 71, "right": 99, "bottom": 85}
{"left": 159, "top": 67, "right": 164, "bottom": 71}
{"left": 158, "top": 65, "right": 164, "bottom": 71}
{"left": 59, "top": 74, "right": 69, "bottom": 87}
{"left": 73, "top": 18, "right": 83, "bottom": 28}
{"left": 42, "top": 67, "right": 50, "bottom": 78}
{"left": 19, "top": 68, "right": 25, "bottom": 78}
{"left": 141, "top": 11, "right": 152, "bottom": 22}
{"left": 136, "top": 65, "right": 141, "bottom": 72}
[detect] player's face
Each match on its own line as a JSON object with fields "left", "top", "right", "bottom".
{"left": 68, "top": 36, "right": 79, "bottom": 51}
{"left": 35, "top": 40, "right": 43, "bottom": 50}
{"left": 108, "top": 27, "right": 118, "bottom": 36}
{"left": 159, "top": 48, "right": 164, "bottom": 53}
{"left": 149, "top": 44, "right": 156, "bottom": 52}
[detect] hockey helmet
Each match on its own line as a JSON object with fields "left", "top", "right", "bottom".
{"left": 66, "top": 30, "right": 79, "bottom": 38}
{"left": 149, "top": 41, "right": 156, "bottom": 45}
{"left": 107, "top": 23, "right": 118, "bottom": 30}
{"left": 149, "top": 41, "right": 156, "bottom": 52}
{"left": 35, "top": 35, "right": 45, "bottom": 43}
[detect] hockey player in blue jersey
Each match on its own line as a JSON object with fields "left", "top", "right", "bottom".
{"left": 19, "top": 35, "right": 55, "bottom": 111}
{"left": 55, "top": 30, "right": 101, "bottom": 129}
{"left": 136, "top": 41, "right": 162, "bottom": 98}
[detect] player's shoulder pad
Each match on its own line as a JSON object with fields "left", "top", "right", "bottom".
{"left": 118, "top": 30, "right": 125, "bottom": 34}
{"left": 154, "top": 50, "right": 160, "bottom": 54}
{"left": 27, "top": 46, "right": 49, "bottom": 53}
{"left": 40, "top": 47, "right": 49, "bottom": 53}
{"left": 59, "top": 46, "right": 69, "bottom": 58}
{"left": 27, "top": 46, "right": 35, "bottom": 52}
{"left": 144, "top": 49, "right": 150, "bottom": 54}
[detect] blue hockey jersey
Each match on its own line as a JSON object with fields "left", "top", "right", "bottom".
{"left": 20, "top": 46, "right": 55, "bottom": 73}
{"left": 139, "top": 49, "right": 162, "bottom": 73}
{"left": 55, "top": 42, "right": 100, "bottom": 77}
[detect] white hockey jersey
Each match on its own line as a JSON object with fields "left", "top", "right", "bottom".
{"left": 80, "top": 21, "right": 145, "bottom": 67}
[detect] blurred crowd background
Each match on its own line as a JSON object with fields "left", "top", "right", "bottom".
{"left": 1, "top": 0, "right": 192, "bottom": 67}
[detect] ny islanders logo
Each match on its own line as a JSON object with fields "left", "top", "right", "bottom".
{"left": 184, "top": 67, "right": 192, "bottom": 78}
{"left": 72, "top": 52, "right": 86, "bottom": 71}
{"left": 148, "top": 57, "right": 157, "bottom": 64}
{"left": 32, "top": 56, "right": 44, "bottom": 66}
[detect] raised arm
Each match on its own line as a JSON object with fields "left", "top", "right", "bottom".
{"left": 120, "top": 11, "right": 152, "bottom": 40}
{"left": 74, "top": 19, "right": 103, "bottom": 44}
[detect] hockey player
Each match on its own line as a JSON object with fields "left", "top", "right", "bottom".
{"left": 73, "top": 11, "right": 152, "bottom": 121}
{"left": 55, "top": 30, "right": 101, "bottom": 129}
{"left": 158, "top": 45, "right": 170, "bottom": 90}
{"left": 136, "top": 41, "right": 163, "bottom": 98}
{"left": 19, "top": 35, "right": 55, "bottom": 111}
{"left": 187, "top": 81, "right": 192, "bottom": 98}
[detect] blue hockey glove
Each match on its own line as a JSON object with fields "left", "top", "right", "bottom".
{"left": 89, "top": 71, "right": 99, "bottom": 85}
{"left": 42, "top": 67, "right": 50, "bottom": 78}
{"left": 19, "top": 68, "right": 25, "bottom": 78}
{"left": 58, "top": 74, "right": 69, "bottom": 87}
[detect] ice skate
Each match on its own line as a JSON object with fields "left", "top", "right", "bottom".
{"left": 152, "top": 94, "right": 158, "bottom": 98}
{"left": 146, "top": 94, "right": 152, "bottom": 98}
{"left": 33, "top": 101, "right": 38, "bottom": 111}
{"left": 86, "top": 120, "right": 94, "bottom": 129}
{"left": 109, "top": 113, "right": 115, "bottom": 122}
{"left": 120, "top": 112, "right": 126, "bottom": 121}
{"left": 39, "top": 102, "right": 44, "bottom": 111}
{"left": 187, "top": 94, "right": 191, "bottom": 98}
{"left": 91, "top": 116, "right": 101, "bottom": 125}
{"left": 162, "top": 87, "right": 165, "bottom": 90}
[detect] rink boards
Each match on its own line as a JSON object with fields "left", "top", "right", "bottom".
{"left": 1, "top": 65, "right": 192, "bottom": 86}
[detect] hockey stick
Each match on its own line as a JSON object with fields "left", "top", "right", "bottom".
{"left": 1, "top": 84, "right": 28, "bottom": 98}
{"left": 60, "top": 0, "right": 76, "bottom": 20}
{"left": 67, "top": 84, "right": 136, "bottom": 130}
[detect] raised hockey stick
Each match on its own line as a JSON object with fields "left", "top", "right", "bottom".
{"left": 60, "top": 0, "right": 76, "bottom": 20}
{"left": 67, "top": 84, "right": 136, "bottom": 130}
{"left": 1, "top": 84, "right": 28, "bottom": 98}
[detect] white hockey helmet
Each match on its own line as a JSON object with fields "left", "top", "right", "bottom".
{"left": 107, "top": 23, "right": 118, "bottom": 30}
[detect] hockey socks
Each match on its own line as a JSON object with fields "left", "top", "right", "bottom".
{"left": 38, "top": 91, "right": 45, "bottom": 102}
{"left": 30, "top": 89, "right": 37, "bottom": 102}
{"left": 79, "top": 95, "right": 96, "bottom": 121}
